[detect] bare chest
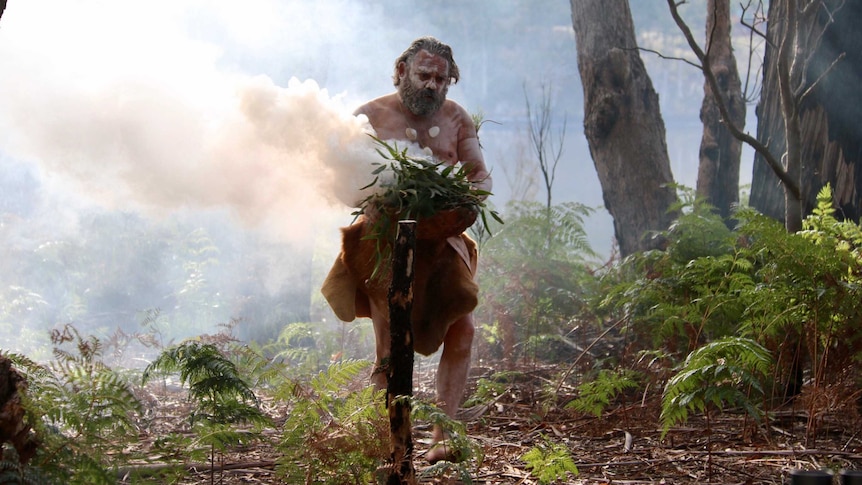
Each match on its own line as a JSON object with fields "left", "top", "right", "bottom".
{"left": 372, "top": 114, "right": 461, "bottom": 165}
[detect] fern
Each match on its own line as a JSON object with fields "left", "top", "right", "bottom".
{"left": 595, "top": 185, "right": 862, "bottom": 437}
{"left": 521, "top": 435, "right": 579, "bottom": 484}
{"left": 143, "top": 341, "right": 270, "bottom": 430}
{"left": 276, "top": 360, "right": 388, "bottom": 485}
{"left": 567, "top": 369, "right": 640, "bottom": 417}
{"left": 661, "top": 336, "right": 772, "bottom": 436}
{"left": 143, "top": 342, "right": 261, "bottom": 410}
{"left": 2, "top": 325, "right": 142, "bottom": 484}
{"left": 0, "top": 446, "right": 47, "bottom": 485}
{"left": 478, "top": 200, "right": 598, "bottom": 363}
{"left": 142, "top": 340, "right": 271, "bottom": 482}
{"left": 309, "top": 358, "right": 372, "bottom": 396}
{"left": 412, "top": 398, "right": 479, "bottom": 483}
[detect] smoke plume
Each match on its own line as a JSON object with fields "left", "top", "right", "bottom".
{"left": 0, "top": 0, "right": 394, "bottom": 244}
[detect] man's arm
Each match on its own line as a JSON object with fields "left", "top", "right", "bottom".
{"left": 458, "top": 137, "right": 492, "bottom": 194}
{"left": 455, "top": 107, "right": 492, "bottom": 195}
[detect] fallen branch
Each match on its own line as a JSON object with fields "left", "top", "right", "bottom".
{"left": 116, "top": 460, "right": 277, "bottom": 479}
{"left": 666, "top": 449, "right": 862, "bottom": 458}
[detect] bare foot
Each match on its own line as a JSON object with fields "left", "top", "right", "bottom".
{"left": 425, "top": 440, "right": 466, "bottom": 464}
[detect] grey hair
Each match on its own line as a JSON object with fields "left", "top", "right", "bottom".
{"left": 392, "top": 36, "right": 460, "bottom": 86}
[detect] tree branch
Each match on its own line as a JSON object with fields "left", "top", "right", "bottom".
{"left": 739, "top": 1, "right": 767, "bottom": 103}
{"left": 739, "top": 0, "right": 769, "bottom": 43}
{"left": 636, "top": 47, "right": 702, "bottom": 69}
{"left": 798, "top": 51, "right": 845, "bottom": 104}
{"left": 665, "top": 0, "right": 801, "bottom": 200}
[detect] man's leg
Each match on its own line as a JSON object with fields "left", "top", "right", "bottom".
{"left": 369, "top": 298, "right": 390, "bottom": 390}
{"left": 427, "top": 313, "right": 474, "bottom": 462}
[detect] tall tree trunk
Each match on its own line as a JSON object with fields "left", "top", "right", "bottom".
{"left": 747, "top": 0, "right": 862, "bottom": 402}
{"left": 571, "top": 0, "right": 678, "bottom": 257}
{"left": 697, "top": 0, "right": 745, "bottom": 222}
{"left": 750, "top": 0, "right": 862, "bottom": 225}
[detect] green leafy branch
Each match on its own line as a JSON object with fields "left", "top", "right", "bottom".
{"left": 354, "top": 136, "right": 502, "bottom": 277}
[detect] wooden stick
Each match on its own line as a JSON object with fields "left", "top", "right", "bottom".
{"left": 386, "top": 220, "right": 417, "bottom": 485}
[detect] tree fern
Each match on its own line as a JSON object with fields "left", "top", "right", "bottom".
{"left": 661, "top": 336, "right": 772, "bottom": 436}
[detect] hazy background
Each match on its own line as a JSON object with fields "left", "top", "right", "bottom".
{"left": 0, "top": 0, "right": 759, "bottom": 357}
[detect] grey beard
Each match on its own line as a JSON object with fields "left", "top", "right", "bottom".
{"left": 399, "top": 82, "right": 446, "bottom": 116}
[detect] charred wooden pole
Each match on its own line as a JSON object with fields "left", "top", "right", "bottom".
{"left": 386, "top": 220, "right": 416, "bottom": 485}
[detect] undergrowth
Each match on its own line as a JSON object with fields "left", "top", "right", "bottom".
{"left": 3, "top": 324, "right": 142, "bottom": 484}
{"left": 597, "top": 185, "right": 862, "bottom": 438}
{"left": 2, "top": 186, "right": 862, "bottom": 481}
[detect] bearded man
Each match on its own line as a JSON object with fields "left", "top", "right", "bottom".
{"left": 321, "top": 36, "right": 492, "bottom": 464}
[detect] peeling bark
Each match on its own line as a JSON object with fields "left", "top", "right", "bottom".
{"left": 751, "top": 0, "right": 862, "bottom": 225}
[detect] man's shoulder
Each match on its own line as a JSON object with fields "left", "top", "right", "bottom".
{"left": 441, "top": 99, "right": 471, "bottom": 120}
{"left": 354, "top": 93, "right": 400, "bottom": 117}
{"left": 439, "top": 100, "right": 475, "bottom": 136}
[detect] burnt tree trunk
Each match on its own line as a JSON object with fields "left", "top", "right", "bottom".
{"left": 697, "top": 0, "right": 745, "bottom": 222}
{"left": 750, "top": 0, "right": 862, "bottom": 224}
{"left": 571, "top": 0, "right": 678, "bottom": 256}
{"left": 386, "top": 221, "right": 416, "bottom": 485}
{"left": 0, "top": 356, "right": 38, "bottom": 464}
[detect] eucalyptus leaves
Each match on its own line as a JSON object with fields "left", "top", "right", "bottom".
{"left": 354, "top": 136, "right": 501, "bottom": 277}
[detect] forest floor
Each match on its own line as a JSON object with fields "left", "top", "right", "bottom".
{"left": 124, "top": 363, "right": 862, "bottom": 485}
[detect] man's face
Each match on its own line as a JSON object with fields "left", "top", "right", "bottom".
{"left": 399, "top": 50, "right": 449, "bottom": 116}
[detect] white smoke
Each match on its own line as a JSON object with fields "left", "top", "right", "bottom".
{"left": 0, "top": 0, "right": 402, "bottom": 244}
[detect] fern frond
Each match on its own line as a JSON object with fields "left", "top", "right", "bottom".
{"left": 567, "top": 369, "right": 640, "bottom": 417}
{"left": 521, "top": 436, "right": 579, "bottom": 484}
{"left": 309, "top": 359, "right": 372, "bottom": 396}
{"left": 661, "top": 337, "right": 771, "bottom": 436}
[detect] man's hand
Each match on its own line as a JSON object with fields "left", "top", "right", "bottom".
{"left": 470, "top": 175, "right": 492, "bottom": 201}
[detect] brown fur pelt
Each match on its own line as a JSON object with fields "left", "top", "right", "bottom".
{"left": 322, "top": 218, "right": 478, "bottom": 356}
